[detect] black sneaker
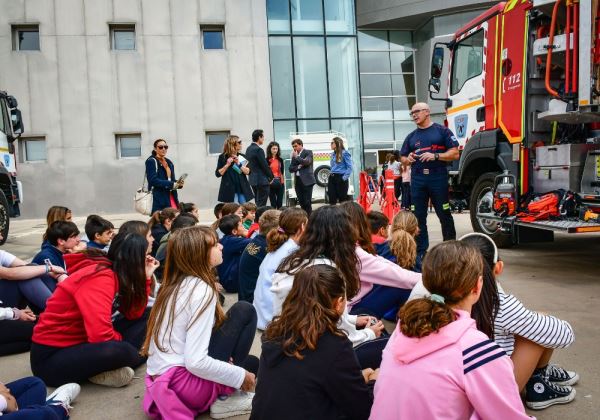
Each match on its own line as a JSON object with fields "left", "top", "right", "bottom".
{"left": 545, "top": 364, "right": 580, "bottom": 386}
{"left": 525, "top": 373, "right": 576, "bottom": 410}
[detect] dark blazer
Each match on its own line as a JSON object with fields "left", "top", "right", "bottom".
{"left": 246, "top": 142, "right": 274, "bottom": 187}
{"left": 289, "top": 148, "right": 316, "bottom": 186}
{"left": 145, "top": 156, "right": 179, "bottom": 213}
{"left": 215, "top": 153, "right": 255, "bottom": 203}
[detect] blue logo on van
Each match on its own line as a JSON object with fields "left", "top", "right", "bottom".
{"left": 455, "top": 114, "right": 468, "bottom": 138}
{"left": 3, "top": 155, "right": 9, "bottom": 167}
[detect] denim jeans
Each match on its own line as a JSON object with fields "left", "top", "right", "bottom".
{"left": 234, "top": 193, "right": 247, "bottom": 204}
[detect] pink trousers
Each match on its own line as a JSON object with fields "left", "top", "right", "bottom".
{"left": 143, "top": 366, "right": 235, "bottom": 420}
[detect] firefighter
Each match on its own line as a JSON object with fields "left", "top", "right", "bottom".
{"left": 400, "top": 103, "right": 459, "bottom": 257}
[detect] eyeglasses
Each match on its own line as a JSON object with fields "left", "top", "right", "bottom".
{"left": 157, "top": 145, "right": 169, "bottom": 150}
{"left": 410, "top": 109, "right": 428, "bottom": 116}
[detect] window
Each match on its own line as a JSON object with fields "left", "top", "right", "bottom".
{"left": 19, "top": 137, "right": 46, "bottom": 162}
{"left": 201, "top": 26, "right": 225, "bottom": 50}
{"left": 12, "top": 25, "right": 40, "bottom": 51}
{"left": 269, "top": 37, "right": 296, "bottom": 119}
{"left": 207, "top": 131, "right": 230, "bottom": 155}
{"left": 450, "top": 30, "right": 484, "bottom": 95}
{"left": 116, "top": 134, "right": 141, "bottom": 158}
{"left": 110, "top": 24, "right": 136, "bottom": 50}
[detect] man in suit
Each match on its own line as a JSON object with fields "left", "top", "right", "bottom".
{"left": 246, "top": 129, "right": 274, "bottom": 206}
{"left": 289, "top": 138, "right": 316, "bottom": 215}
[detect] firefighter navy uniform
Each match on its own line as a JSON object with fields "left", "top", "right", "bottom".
{"left": 400, "top": 123, "right": 459, "bottom": 256}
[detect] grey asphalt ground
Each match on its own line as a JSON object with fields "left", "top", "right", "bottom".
{"left": 1, "top": 210, "right": 599, "bottom": 419}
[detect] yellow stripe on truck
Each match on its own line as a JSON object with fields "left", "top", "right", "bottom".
{"left": 447, "top": 99, "right": 483, "bottom": 115}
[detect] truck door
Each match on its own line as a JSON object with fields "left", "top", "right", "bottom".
{"left": 447, "top": 27, "right": 486, "bottom": 147}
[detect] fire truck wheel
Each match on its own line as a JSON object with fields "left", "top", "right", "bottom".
{"left": 469, "top": 172, "right": 514, "bottom": 248}
{"left": 314, "top": 166, "right": 330, "bottom": 188}
{"left": 0, "top": 190, "right": 9, "bottom": 245}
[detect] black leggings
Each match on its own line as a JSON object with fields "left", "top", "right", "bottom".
{"left": 354, "top": 336, "right": 389, "bottom": 370}
{"left": 30, "top": 309, "right": 150, "bottom": 387}
{"left": 0, "top": 320, "right": 34, "bottom": 356}
{"left": 209, "top": 301, "right": 258, "bottom": 374}
{"left": 328, "top": 173, "right": 350, "bottom": 205}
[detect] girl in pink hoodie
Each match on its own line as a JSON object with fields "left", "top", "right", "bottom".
{"left": 371, "top": 241, "right": 531, "bottom": 420}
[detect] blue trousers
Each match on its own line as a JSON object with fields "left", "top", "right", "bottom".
{"left": 410, "top": 172, "right": 456, "bottom": 256}
{"left": 3, "top": 377, "right": 67, "bottom": 419}
{"left": 0, "top": 276, "right": 54, "bottom": 312}
{"left": 350, "top": 285, "right": 412, "bottom": 320}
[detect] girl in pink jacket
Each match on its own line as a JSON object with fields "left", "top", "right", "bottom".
{"left": 371, "top": 241, "right": 531, "bottom": 420}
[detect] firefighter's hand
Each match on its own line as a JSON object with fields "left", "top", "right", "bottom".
{"left": 419, "top": 152, "right": 436, "bottom": 162}
{"left": 407, "top": 152, "right": 417, "bottom": 163}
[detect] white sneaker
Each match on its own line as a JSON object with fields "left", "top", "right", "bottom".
{"left": 46, "top": 383, "right": 81, "bottom": 409}
{"left": 210, "top": 390, "right": 254, "bottom": 419}
{"left": 88, "top": 366, "right": 134, "bottom": 387}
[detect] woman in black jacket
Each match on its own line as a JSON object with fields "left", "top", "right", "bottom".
{"left": 215, "top": 135, "right": 254, "bottom": 204}
{"left": 251, "top": 265, "right": 374, "bottom": 420}
{"left": 145, "top": 139, "right": 182, "bottom": 213}
{"left": 266, "top": 141, "right": 285, "bottom": 209}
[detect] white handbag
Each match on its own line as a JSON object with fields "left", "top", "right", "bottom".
{"left": 134, "top": 159, "right": 156, "bottom": 216}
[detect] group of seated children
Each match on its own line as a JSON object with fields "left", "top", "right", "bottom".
{"left": 0, "top": 199, "right": 579, "bottom": 420}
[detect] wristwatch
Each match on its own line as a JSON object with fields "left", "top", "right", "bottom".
{"left": 434, "top": 153, "right": 440, "bottom": 161}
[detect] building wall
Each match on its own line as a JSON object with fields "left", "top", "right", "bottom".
{"left": 0, "top": 0, "right": 273, "bottom": 218}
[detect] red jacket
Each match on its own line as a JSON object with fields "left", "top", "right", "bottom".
{"left": 33, "top": 253, "right": 150, "bottom": 347}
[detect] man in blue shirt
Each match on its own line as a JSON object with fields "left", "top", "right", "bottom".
{"left": 400, "top": 103, "right": 459, "bottom": 257}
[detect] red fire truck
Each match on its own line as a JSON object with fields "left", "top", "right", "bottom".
{"left": 430, "top": 0, "right": 600, "bottom": 246}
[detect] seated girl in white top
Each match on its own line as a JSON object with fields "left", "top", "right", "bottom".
{"left": 142, "top": 226, "right": 258, "bottom": 420}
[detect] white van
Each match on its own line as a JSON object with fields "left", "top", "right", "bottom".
{"left": 283, "top": 131, "right": 355, "bottom": 206}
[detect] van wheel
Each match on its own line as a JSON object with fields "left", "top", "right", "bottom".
{"left": 0, "top": 190, "right": 10, "bottom": 245}
{"left": 469, "top": 172, "right": 514, "bottom": 248}
{"left": 314, "top": 166, "right": 330, "bottom": 188}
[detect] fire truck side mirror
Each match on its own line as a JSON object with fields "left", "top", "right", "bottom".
{"left": 10, "top": 109, "right": 24, "bottom": 140}
{"left": 429, "top": 78, "right": 441, "bottom": 94}
{"left": 431, "top": 46, "right": 444, "bottom": 78}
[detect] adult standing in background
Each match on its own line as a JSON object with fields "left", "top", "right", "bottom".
{"left": 401, "top": 160, "right": 412, "bottom": 210}
{"left": 400, "top": 102, "right": 459, "bottom": 257}
{"left": 266, "top": 141, "right": 285, "bottom": 209}
{"left": 388, "top": 151, "right": 402, "bottom": 200}
{"left": 289, "top": 139, "right": 316, "bottom": 216}
{"left": 246, "top": 129, "right": 273, "bottom": 207}
{"left": 146, "top": 139, "right": 183, "bottom": 214}
{"left": 327, "top": 137, "right": 353, "bottom": 205}
{"left": 215, "top": 135, "right": 254, "bottom": 204}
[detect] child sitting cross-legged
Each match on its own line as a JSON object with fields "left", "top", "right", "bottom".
{"left": 251, "top": 264, "right": 374, "bottom": 420}
{"left": 217, "top": 215, "right": 252, "bottom": 293}
{"left": 371, "top": 241, "right": 530, "bottom": 419}
{"left": 142, "top": 226, "right": 258, "bottom": 420}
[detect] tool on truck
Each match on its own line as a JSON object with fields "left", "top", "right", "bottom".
{"left": 0, "top": 91, "right": 24, "bottom": 245}
{"left": 429, "top": 0, "right": 600, "bottom": 246}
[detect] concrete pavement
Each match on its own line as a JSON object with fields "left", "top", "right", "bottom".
{"left": 1, "top": 211, "right": 599, "bottom": 419}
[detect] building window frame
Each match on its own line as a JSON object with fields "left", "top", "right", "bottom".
{"left": 19, "top": 136, "right": 47, "bottom": 163}
{"left": 206, "top": 131, "right": 231, "bottom": 155}
{"left": 200, "top": 25, "right": 226, "bottom": 50}
{"left": 115, "top": 133, "right": 142, "bottom": 159}
{"left": 109, "top": 23, "right": 136, "bottom": 51}
{"left": 11, "top": 24, "right": 40, "bottom": 51}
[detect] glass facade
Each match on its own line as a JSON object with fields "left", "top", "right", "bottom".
{"left": 358, "top": 30, "right": 416, "bottom": 155}
{"left": 266, "top": 0, "right": 362, "bottom": 191}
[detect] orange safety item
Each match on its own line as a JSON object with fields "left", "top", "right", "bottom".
{"left": 380, "top": 169, "right": 401, "bottom": 222}
{"left": 517, "top": 192, "right": 560, "bottom": 222}
{"left": 358, "top": 171, "right": 380, "bottom": 214}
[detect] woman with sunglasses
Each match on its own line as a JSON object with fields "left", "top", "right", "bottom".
{"left": 146, "top": 139, "right": 182, "bottom": 214}
{"left": 215, "top": 135, "right": 254, "bottom": 204}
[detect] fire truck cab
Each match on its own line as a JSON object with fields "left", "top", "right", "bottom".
{"left": 430, "top": 0, "right": 600, "bottom": 246}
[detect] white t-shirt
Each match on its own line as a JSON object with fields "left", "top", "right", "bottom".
{"left": 0, "top": 250, "right": 16, "bottom": 268}
{"left": 389, "top": 161, "right": 401, "bottom": 177}
{"left": 146, "top": 276, "right": 245, "bottom": 388}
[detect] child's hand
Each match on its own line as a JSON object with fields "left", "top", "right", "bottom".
{"left": 368, "top": 320, "right": 385, "bottom": 337}
{"left": 361, "top": 368, "right": 375, "bottom": 383}
{"left": 19, "top": 308, "right": 36, "bottom": 322}
{"left": 368, "top": 368, "right": 380, "bottom": 382}
{"left": 356, "top": 316, "right": 375, "bottom": 329}
{"left": 0, "top": 389, "right": 17, "bottom": 412}
{"left": 241, "top": 371, "right": 256, "bottom": 392}
{"left": 145, "top": 256, "right": 160, "bottom": 278}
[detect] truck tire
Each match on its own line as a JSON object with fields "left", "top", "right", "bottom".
{"left": 0, "top": 190, "right": 10, "bottom": 245}
{"left": 314, "top": 165, "right": 330, "bottom": 188}
{"left": 469, "top": 172, "right": 514, "bottom": 248}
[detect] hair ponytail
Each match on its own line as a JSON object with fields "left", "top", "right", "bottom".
{"left": 389, "top": 229, "right": 416, "bottom": 269}
{"left": 399, "top": 241, "right": 483, "bottom": 338}
{"left": 267, "top": 208, "right": 307, "bottom": 252}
